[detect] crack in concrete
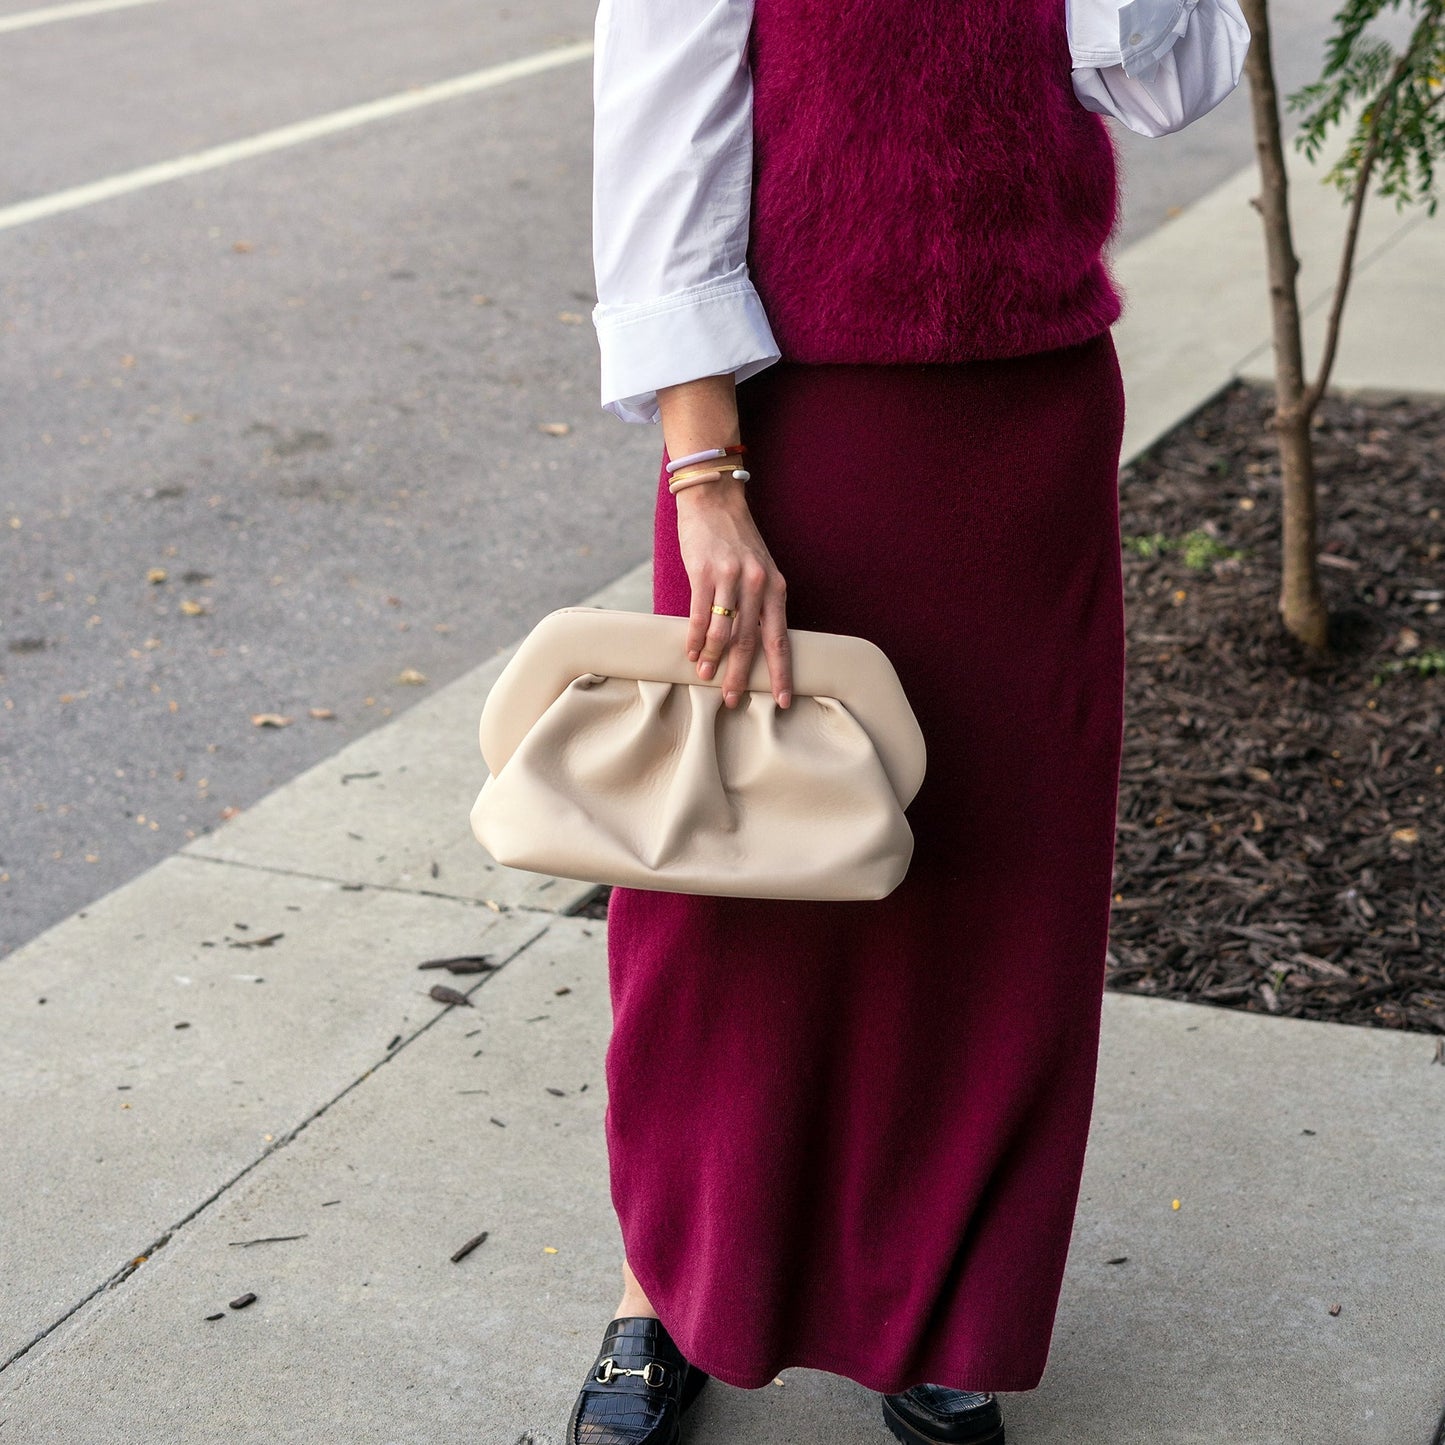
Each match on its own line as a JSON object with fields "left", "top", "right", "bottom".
{"left": 178, "top": 847, "right": 594, "bottom": 917}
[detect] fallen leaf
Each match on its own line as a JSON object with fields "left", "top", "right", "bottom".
{"left": 1328, "top": 1303, "right": 1342, "bottom": 1317}
{"left": 146, "top": 567, "right": 168, "bottom": 584}
{"left": 557, "top": 311, "right": 584, "bottom": 324}
{"left": 250, "top": 713, "right": 293, "bottom": 728}
{"left": 428, "top": 983, "right": 473, "bottom": 1008}
{"left": 309, "top": 707, "right": 335, "bottom": 720}
{"left": 397, "top": 668, "right": 427, "bottom": 686}
{"left": 538, "top": 422, "right": 571, "bottom": 437}
{"left": 179, "top": 599, "right": 209, "bottom": 616}
{"left": 232, "top": 240, "right": 253, "bottom": 253}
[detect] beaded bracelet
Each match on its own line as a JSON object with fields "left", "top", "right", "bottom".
{"left": 665, "top": 444, "right": 747, "bottom": 475}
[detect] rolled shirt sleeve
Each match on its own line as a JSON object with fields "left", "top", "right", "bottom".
{"left": 591, "top": 0, "right": 781, "bottom": 425}
{"left": 1067, "top": 0, "right": 1251, "bottom": 139}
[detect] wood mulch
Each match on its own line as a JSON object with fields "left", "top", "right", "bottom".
{"left": 575, "top": 380, "right": 1442, "bottom": 1035}
{"left": 1110, "top": 381, "right": 1442, "bottom": 1034}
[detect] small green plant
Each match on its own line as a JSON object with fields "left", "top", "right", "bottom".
{"left": 1122, "top": 530, "right": 1249, "bottom": 570}
{"left": 1373, "top": 648, "right": 1445, "bottom": 685}
{"left": 1123, "top": 531, "right": 1169, "bottom": 558}
{"left": 1181, "top": 531, "right": 1248, "bottom": 570}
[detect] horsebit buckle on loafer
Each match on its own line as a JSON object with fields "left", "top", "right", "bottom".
{"left": 594, "top": 1356, "right": 667, "bottom": 1387}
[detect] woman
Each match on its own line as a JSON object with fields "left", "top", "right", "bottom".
{"left": 571, "top": 1, "right": 1249, "bottom": 1441}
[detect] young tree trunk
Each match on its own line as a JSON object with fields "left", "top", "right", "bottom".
{"left": 1238, "top": 0, "right": 1329, "bottom": 651}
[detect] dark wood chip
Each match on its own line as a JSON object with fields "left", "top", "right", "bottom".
{"left": 417, "top": 955, "right": 497, "bottom": 974}
{"left": 228, "top": 1292, "right": 257, "bottom": 1309}
{"left": 450, "top": 1230, "right": 490, "bottom": 1263}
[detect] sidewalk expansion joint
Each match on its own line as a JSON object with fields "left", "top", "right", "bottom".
{"left": 0, "top": 918, "right": 553, "bottom": 1378}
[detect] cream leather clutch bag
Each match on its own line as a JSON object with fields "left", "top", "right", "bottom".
{"left": 469, "top": 606, "right": 926, "bottom": 901}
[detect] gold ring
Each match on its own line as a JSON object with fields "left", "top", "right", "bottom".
{"left": 710, "top": 604, "right": 737, "bottom": 618}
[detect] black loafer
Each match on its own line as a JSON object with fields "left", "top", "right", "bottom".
{"left": 881, "top": 1383, "right": 1005, "bottom": 1445}
{"left": 565, "top": 1315, "right": 709, "bottom": 1444}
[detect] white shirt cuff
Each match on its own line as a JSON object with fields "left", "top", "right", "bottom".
{"left": 593, "top": 261, "right": 782, "bottom": 426}
{"left": 1070, "top": 0, "right": 1249, "bottom": 137}
{"left": 1068, "top": 0, "right": 1197, "bottom": 72}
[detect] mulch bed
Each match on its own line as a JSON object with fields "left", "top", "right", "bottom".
{"left": 1110, "top": 381, "right": 1442, "bottom": 1035}
{"left": 575, "top": 380, "right": 1443, "bottom": 1036}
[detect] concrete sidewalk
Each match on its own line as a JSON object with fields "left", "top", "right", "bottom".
{"left": 3, "top": 145, "right": 1444, "bottom": 1442}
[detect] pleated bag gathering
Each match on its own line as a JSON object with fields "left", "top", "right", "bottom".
{"left": 468, "top": 606, "right": 926, "bottom": 900}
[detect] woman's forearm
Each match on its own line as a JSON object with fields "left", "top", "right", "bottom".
{"left": 656, "top": 374, "right": 742, "bottom": 468}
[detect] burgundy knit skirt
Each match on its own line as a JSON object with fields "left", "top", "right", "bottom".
{"left": 603, "top": 331, "right": 1128, "bottom": 1395}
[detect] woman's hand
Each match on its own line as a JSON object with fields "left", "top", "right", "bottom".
{"left": 675, "top": 478, "right": 792, "bottom": 710}
{"left": 657, "top": 373, "right": 792, "bottom": 710}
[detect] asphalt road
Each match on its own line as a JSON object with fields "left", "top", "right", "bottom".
{"left": 1, "top": 0, "right": 1341, "bottom": 957}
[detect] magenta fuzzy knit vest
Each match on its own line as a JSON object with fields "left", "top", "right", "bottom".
{"left": 745, "top": 0, "right": 1123, "bottom": 364}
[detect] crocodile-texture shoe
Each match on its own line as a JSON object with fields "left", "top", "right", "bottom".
{"left": 565, "top": 1315, "right": 709, "bottom": 1444}
{"left": 881, "top": 1383, "right": 1005, "bottom": 1445}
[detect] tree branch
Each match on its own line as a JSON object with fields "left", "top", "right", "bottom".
{"left": 1307, "top": 17, "right": 1444, "bottom": 409}
{"left": 1306, "top": 56, "right": 1408, "bottom": 412}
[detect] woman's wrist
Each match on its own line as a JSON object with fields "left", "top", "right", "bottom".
{"left": 673, "top": 473, "right": 749, "bottom": 507}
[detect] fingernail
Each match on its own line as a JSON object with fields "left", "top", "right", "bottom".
{"left": 687, "top": 649, "right": 699, "bottom": 661}
{"left": 698, "top": 661, "right": 713, "bottom": 679}
{"left": 778, "top": 691, "right": 791, "bottom": 708}
{"left": 725, "top": 690, "right": 738, "bottom": 707}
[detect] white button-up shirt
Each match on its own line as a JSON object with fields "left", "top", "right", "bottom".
{"left": 592, "top": 0, "right": 1250, "bottom": 425}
